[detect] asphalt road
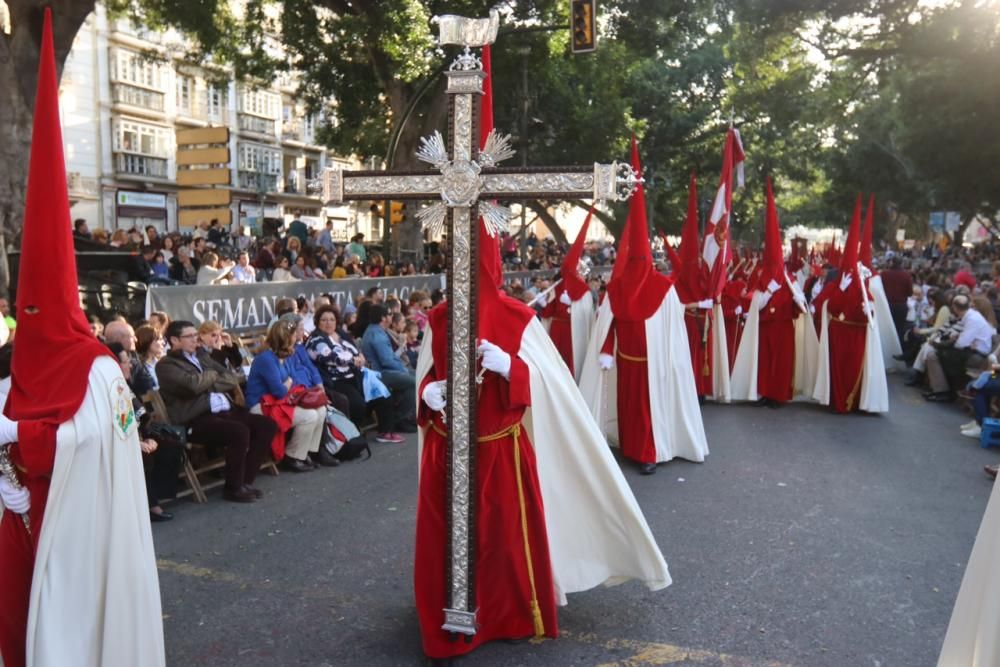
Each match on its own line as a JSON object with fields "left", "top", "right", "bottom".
{"left": 155, "top": 376, "right": 998, "bottom": 666}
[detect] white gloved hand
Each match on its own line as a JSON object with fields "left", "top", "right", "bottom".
{"left": 478, "top": 340, "right": 512, "bottom": 379}
{"left": 697, "top": 299, "right": 713, "bottom": 309}
{"left": 536, "top": 293, "right": 548, "bottom": 308}
{"left": 599, "top": 353, "right": 615, "bottom": 370}
{"left": 758, "top": 292, "right": 772, "bottom": 309}
{"left": 422, "top": 380, "right": 447, "bottom": 412}
{"left": 767, "top": 279, "right": 781, "bottom": 294}
{"left": 0, "top": 476, "right": 29, "bottom": 515}
{"left": 794, "top": 294, "right": 807, "bottom": 309}
{"left": 839, "top": 274, "right": 852, "bottom": 291}
{"left": 735, "top": 306, "right": 743, "bottom": 317}
{"left": 559, "top": 291, "right": 573, "bottom": 306}
{"left": 809, "top": 304, "right": 816, "bottom": 314}
{"left": 0, "top": 415, "right": 17, "bottom": 444}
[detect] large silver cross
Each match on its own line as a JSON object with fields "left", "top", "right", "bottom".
{"left": 323, "top": 10, "right": 639, "bottom": 638}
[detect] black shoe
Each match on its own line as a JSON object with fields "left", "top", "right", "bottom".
{"left": 280, "top": 456, "right": 314, "bottom": 473}
{"left": 926, "top": 391, "right": 956, "bottom": 403}
{"left": 639, "top": 463, "right": 657, "bottom": 475}
{"left": 149, "top": 510, "right": 173, "bottom": 522}
{"left": 766, "top": 398, "right": 782, "bottom": 409}
{"left": 243, "top": 485, "right": 264, "bottom": 499}
{"left": 892, "top": 353, "right": 907, "bottom": 362}
{"left": 314, "top": 447, "right": 341, "bottom": 467}
{"left": 754, "top": 398, "right": 768, "bottom": 407}
{"left": 223, "top": 487, "right": 257, "bottom": 503}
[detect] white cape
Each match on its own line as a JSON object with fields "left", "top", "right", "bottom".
{"left": 416, "top": 320, "right": 671, "bottom": 605}
{"left": 938, "top": 478, "right": 1000, "bottom": 666}
{"left": 709, "top": 303, "right": 731, "bottom": 402}
{"left": 27, "top": 357, "right": 165, "bottom": 667}
{"left": 541, "top": 294, "right": 595, "bottom": 384}
{"left": 730, "top": 291, "right": 819, "bottom": 401}
{"left": 812, "top": 299, "right": 889, "bottom": 413}
{"left": 870, "top": 275, "right": 905, "bottom": 372}
{"left": 578, "top": 293, "right": 708, "bottom": 463}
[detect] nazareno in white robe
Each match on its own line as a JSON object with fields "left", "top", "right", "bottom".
{"left": 541, "top": 293, "right": 596, "bottom": 384}
{"left": 937, "top": 477, "right": 1000, "bottom": 666}
{"left": 416, "top": 318, "right": 672, "bottom": 605}
{"left": 730, "top": 290, "right": 820, "bottom": 402}
{"left": 578, "top": 290, "right": 709, "bottom": 464}
{"left": 27, "top": 356, "right": 165, "bottom": 667}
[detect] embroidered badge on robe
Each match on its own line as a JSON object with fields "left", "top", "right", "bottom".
{"left": 110, "top": 377, "right": 136, "bottom": 439}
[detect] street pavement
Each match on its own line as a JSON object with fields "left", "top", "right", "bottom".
{"left": 155, "top": 376, "right": 998, "bottom": 666}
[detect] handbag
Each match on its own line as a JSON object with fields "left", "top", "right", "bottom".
{"left": 286, "top": 384, "right": 328, "bottom": 409}
{"left": 146, "top": 421, "right": 187, "bottom": 449}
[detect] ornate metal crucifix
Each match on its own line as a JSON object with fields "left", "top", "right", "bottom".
{"left": 323, "top": 10, "right": 639, "bottom": 637}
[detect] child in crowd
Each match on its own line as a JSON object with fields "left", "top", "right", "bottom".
{"left": 408, "top": 291, "right": 431, "bottom": 333}
{"left": 906, "top": 285, "right": 929, "bottom": 330}
{"left": 403, "top": 320, "right": 421, "bottom": 368}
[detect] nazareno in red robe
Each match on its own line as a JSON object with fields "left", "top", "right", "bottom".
{"left": 824, "top": 278, "right": 870, "bottom": 413}
{"left": 540, "top": 285, "right": 574, "bottom": 375}
{"left": 721, "top": 279, "right": 747, "bottom": 369}
{"left": 600, "top": 317, "right": 657, "bottom": 464}
{"left": 756, "top": 285, "right": 797, "bottom": 403}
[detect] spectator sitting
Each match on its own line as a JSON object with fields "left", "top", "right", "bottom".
{"left": 151, "top": 251, "right": 170, "bottom": 281}
{"left": 385, "top": 297, "right": 401, "bottom": 315}
{"left": 348, "top": 233, "right": 367, "bottom": 263}
{"left": 271, "top": 255, "right": 297, "bottom": 282}
{"left": 159, "top": 235, "right": 175, "bottom": 263}
{"left": 331, "top": 256, "right": 348, "bottom": 279}
{"left": 157, "top": 320, "right": 276, "bottom": 503}
{"left": 403, "top": 320, "right": 421, "bottom": 368}
{"left": 921, "top": 294, "right": 995, "bottom": 402}
{"left": 149, "top": 311, "right": 170, "bottom": 339}
{"left": 108, "top": 341, "right": 182, "bottom": 522}
{"left": 408, "top": 291, "right": 430, "bottom": 332}
{"left": 73, "top": 218, "right": 91, "bottom": 239}
{"left": 104, "top": 319, "right": 156, "bottom": 396}
{"left": 306, "top": 305, "right": 402, "bottom": 443}
{"left": 169, "top": 246, "right": 199, "bottom": 284}
{"left": 387, "top": 312, "right": 409, "bottom": 367}
{"left": 230, "top": 251, "right": 258, "bottom": 284}
{"left": 89, "top": 315, "right": 104, "bottom": 341}
{"left": 361, "top": 304, "right": 416, "bottom": 432}
{"left": 196, "top": 251, "right": 235, "bottom": 285}
{"left": 290, "top": 255, "right": 316, "bottom": 280}
{"left": 135, "top": 324, "right": 164, "bottom": 390}
{"left": 245, "top": 315, "right": 334, "bottom": 471}
{"left": 286, "top": 236, "right": 303, "bottom": 264}
{"left": 367, "top": 252, "right": 385, "bottom": 277}
{"left": 198, "top": 320, "right": 245, "bottom": 381}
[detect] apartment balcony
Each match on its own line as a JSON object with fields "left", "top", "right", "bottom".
{"left": 237, "top": 113, "right": 277, "bottom": 136}
{"left": 111, "top": 83, "right": 165, "bottom": 114}
{"left": 115, "top": 152, "right": 169, "bottom": 178}
{"left": 67, "top": 172, "right": 100, "bottom": 199}
{"left": 176, "top": 96, "right": 208, "bottom": 122}
{"left": 281, "top": 120, "right": 302, "bottom": 142}
{"left": 238, "top": 170, "right": 279, "bottom": 192}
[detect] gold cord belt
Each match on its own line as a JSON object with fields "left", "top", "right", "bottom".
{"left": 830, "top": 318, "right": 868, "bottom": 328}
{"left": 427, "top": 421, "right": 545, "bottom": 637}
{"left": 617, "top": 350, "right": 647, "bottom": 362}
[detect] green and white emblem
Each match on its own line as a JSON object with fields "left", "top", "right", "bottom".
{"left": 110, "top": 377, "right": 136, "bottom": 440}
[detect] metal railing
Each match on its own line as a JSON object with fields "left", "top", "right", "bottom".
{"left": 237, "top": 171, "right": 278, "bottom": 192}
{"left": 237, "top": 113, "right": 276, "bottom": 135}
{"left": 112, "top": 83, "right": 166, "bottom": 112}
{"left": 115, "top": 153, "right": 169, "bottom": 178}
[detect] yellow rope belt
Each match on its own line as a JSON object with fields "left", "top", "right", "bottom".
{"left": 830, "top": 318, "right": 868, "bottom": 328}
{"left": 428, "top": 421, "right": 545, "bottom": 637}
{"left": 617, "top": 350, "right": 647, "bottom": 363}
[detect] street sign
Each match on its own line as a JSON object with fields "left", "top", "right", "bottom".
{"left": 176, "top": 127, "right": 230, "bottom": 146}
{"left": 177, "top": 147, "right": 230, "bottom": 166}
{"left": 177, "top": 167, "right": 231, "bottom": 186}
{"left": 929, "top": 211, "right": 945, "bottom": 232}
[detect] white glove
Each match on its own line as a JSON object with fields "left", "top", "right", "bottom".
{"left": 0, "top": 415, "right": 18, "bottom": 444}
{"left": 0, "top": 476, "right": 29, "bottom": 515}
{"left": 735, "top": 306, "right": 743, "bottom": 317}
{"left": 794, "top": 294, "right": 807, "bottom": 309}
{"left": 422, "top": 380, "right": 447, "bottom": 412}
{"left": 559, "top": 291, "right": 573, "bottom": 306}
{"left": 839, "top": 274, "right": 852, "bottom": 291}
{"left": 599, "top": 353, "right": 614, "bottom": 370}
{"left": 809, "top": 304, "right": 816, "bottom": 314}
{"left": 697, "top": 299, "right": 713, "bottom": 309}
{"left": 767, "top": 279, "right": 781, "bottom": 294}
{"left": 757, "top": 292, "right": 772, "bottom": 309}
{"left": 478, "top": 340, "right": 512, "bottom": 379}
{"left": 535, "top": 292, "right": 548, "bottom": 308}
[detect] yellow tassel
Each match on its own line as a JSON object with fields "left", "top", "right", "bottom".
{"left": 531, "top": 600, "right": 545, "bottom": 637}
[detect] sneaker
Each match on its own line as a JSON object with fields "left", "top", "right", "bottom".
{"left": 376, "top": 432, "right": 404, "bottom": 444}
{"left": 961, "top": 420, "right": 977, "bottom": 430}
{"left": 962, "top": 425, "right": 982, "bottom": 438}
{"left": 985, "top": 464, "right": 999, "bottom": 480}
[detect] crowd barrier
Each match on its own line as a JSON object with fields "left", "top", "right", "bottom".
{"left": 145, "top": 269, "right": 610, "bottom": 333}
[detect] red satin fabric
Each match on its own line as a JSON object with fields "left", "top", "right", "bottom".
{"left": 757, "top": 287, "right": 796, "bottom": 403}
{"left": 541, "top": 290, "right": 574, "bottom": 374}
{"left": 683, "top": 310, "right": 714, "bottom": 397}
{"left": 825, "top": 281, "right": 869, "bottom": 413}
{"left": 414, "top": 360, "right": 558, "bottom": 659}
{"left": 601, "top": 319, "right": 656, "bottom": 464}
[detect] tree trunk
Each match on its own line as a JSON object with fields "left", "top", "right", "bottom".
{"left": 0, "top": 1, "right": 94, "bottom": 294}
{"left": 525, "top": 201, "right": 568, "bottom": 246}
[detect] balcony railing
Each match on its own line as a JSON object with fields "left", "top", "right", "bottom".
{"left": 112, "top": 83, "right": 165, "bottom": 112}
{"left": 281, "top": 120, "right": 301, "bottom": 141}
{"left": 238, "top": 171, "right": 279, "bottom": 192}
{"left": 176, "top": 94, "right": 208, "bottom": 120}
{"left": 115, "top": 153, "right": 169, "bottom": 178}
{"left": 237, "top": 113, "right": 276, "bottom": 135}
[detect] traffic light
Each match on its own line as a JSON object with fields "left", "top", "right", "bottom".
{"left": 390, "top": 201, "right": 406, "bottom": 225}
{"left": 570, "top": 0, "right": 596, "bottom": 54}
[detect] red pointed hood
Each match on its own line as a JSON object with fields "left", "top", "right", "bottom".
{"left": 839, "top": 194, "right": 863, "bottom": 275}
{"left": 860, "top": 192, "right": 875, "bottom": 269}
{"left": 759, "top": 176, "right": 784, "bottom": 290}
{"left": 606, "top": 137, "right": 672, "bottom": 321}
{"left": 428, "top": 43, "right": 534, "bottom": 372}
{"left": 6, "top": 9, "right": 112, "bottom": 425}
{"left": 561, "top": 206, "right": 594, "bottom": 301}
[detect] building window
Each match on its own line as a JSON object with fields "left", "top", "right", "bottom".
{"left": 238, "top": 87, "right": 279, "bottom": 119}
{"left": 207, "top": 84, "right": 227, "bottom": 122}
{"left": 176, "top": 74, "right": 194, "bottom": 115}
{"left": 111, "top": 48, "right": 165, "bottom": 90}
{"left": 113, "top": 119, "right": 170, "bottom": 157}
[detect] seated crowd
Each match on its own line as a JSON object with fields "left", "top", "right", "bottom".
{"left": 16, "top": 287, "right": 439, "bottom": 522}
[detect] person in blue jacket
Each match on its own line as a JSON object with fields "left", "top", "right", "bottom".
{"left": 246, "top": 313, "right": 333, "bottom": 471}
{"left": 361, "top": 304, "right": 416, "bottom": 431}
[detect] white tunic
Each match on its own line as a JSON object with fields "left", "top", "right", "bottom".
{"left": 27, "top": 357, "right": 165, "bottom": 667}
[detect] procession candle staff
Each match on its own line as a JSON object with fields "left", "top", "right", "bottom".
{"left": 322, "top": 12, "right": 668, "bottom": 661}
